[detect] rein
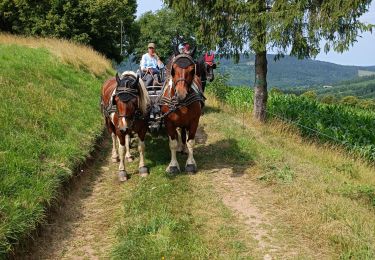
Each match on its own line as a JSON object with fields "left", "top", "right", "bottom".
{"left": 156, "top": 53, "right": 205, "bottom": 120}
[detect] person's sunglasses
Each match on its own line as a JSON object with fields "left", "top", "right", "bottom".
{"left": 148, "top": 47, "right": 154, "bottom": 49}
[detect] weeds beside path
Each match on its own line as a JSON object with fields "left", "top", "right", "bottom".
{"left": 19, "top": 101, "right": 375, "bottom": 259}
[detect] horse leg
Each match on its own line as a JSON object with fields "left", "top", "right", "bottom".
{"left": 117, "top": 135, "right": 128, "bottom": 182}
{"left": 166, "top": 126, "right": 180, "bottom": 174}
{"left": 176, "top": 128, "right": 187, "bottom": 154}
{"left": 181, "top": 128, "right": 188, "bottom": 154}
{"left": 106, "top": 117, "right": 119, "bottom": 162}
{"left": 137, "top": 128, "right": 149, "bottom": 177}
{"left": 185, "top": 120, "right": 199, "bottom": 174}
{"left": 111, "top": 133, "right": 119, "bottom": 162}
{"left": 177, "top": 128, "right": 183, "bottom": 153}
{"left": 125, "top": 134, "right": 134, "bottom": 162}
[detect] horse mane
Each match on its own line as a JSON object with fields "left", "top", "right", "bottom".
{"left": 120, "top": 71, "right": 150, "bottom": 115}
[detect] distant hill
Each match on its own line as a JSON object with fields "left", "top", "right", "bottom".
{"left": 116, "top": 54, "right": 375, "bottom": 89}
{"left": 218, "top": 54, "right": 375, "bottom": 88}
{"left": 286, "top": 75, "right": 375, "bottom": 99}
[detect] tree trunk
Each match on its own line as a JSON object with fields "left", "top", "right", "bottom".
{"left": 253, "top": 51, "right": 268, "bottom": 121}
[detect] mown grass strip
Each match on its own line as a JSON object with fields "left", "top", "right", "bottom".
{"left": 112, "top": 134, "right": 257, "bottom": 259}
{"left": 0, "top": 44, "right": 110, "bottom": 256}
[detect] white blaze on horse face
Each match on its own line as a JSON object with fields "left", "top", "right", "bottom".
{"left": 186, "top": 139, "right": 196, "bottom": 166}
{"left": 138, "top": 138, "right": 146, "bottom": 168}
{"left": 176, "top": 69, "right": 188, "bottom": 100}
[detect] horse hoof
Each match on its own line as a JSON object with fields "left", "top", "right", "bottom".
{"left": 185, "top": 164, "right": 197, "bottom": 174}
{"left": 126, "top": 156, "right": 134, "bottom": 162}
{"left": 166, "top": 166, "right": 180, "bottom": 175}
{"left": 139, "top": 167, "right": 149, "bottom": 177}
{"left": 118, "top": 171, "right": 128, "bottom": 182}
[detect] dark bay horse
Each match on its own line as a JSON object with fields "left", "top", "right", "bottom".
{"left": 101, "top": 71, "right": 150, "bottom": 181}
{"left": 196, "top": 52, "right": 216, "bottom": 92}
{"left": 160, "top": 47, "right": 205, "bottom": 174}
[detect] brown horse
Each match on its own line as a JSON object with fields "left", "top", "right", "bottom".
{"left": 160, "top": 47, "right": 204, "bottom": 174}
{"left": 101, "top": 71, "right": 150, "bottom": 181}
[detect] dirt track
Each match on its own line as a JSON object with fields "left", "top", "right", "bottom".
{"left": 18, "top": 111, "right": 329, "bottom": 259}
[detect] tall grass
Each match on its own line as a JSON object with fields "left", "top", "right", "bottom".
{"left": 0, "top": 33, "right": 113, "bottom": 77}
{"left": 207, "top": 75, "right": 375, "bottom": 162}
{"left": 0, "top": 39, "right": 111, "bottom": 255}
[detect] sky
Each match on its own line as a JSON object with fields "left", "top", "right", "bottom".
{"left": 136, "top": 0, "right": 375, "bottom": 66}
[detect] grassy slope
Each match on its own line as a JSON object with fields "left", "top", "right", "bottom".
{"left": 112, "top": 97, "right": 375, "bottom": 259}
{"left": 0, "top": 38, "right": 112, "bottom": 255}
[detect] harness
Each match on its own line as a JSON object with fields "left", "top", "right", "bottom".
{"left": 102, "top": 77, "right": 146, "bottom": 128}
{"left": 157, "top": 54, "right": 206, "bottom": 119}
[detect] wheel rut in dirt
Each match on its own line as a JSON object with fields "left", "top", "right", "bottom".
{"left": 18, "top": 138, "right": 123, "bottom": 259}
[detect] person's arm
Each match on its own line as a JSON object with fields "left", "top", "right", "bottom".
{"left": 140, "top": 54, "right": 147, "bottom": 71}
{"left": 155, "top": 54, "right": 164, "bottom": 68}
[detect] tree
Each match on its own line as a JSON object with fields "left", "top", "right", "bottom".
{"left": 321, "top": 95, "right": 336, "bottom": 104}
{"left": 340, "top": 96, "right": 360, "bottom": 106}
{"left": 133, "top": 8, "right": 199, "bottom": 63}
{"left": 301, "top": 90, "right": 317, "bottom": 100}
{"left": 358, "top": 99, "right": 375, "bottom": 110}
{"left": 164, "top": 0, "right": 374, "bottom": 121}
{"left": 0, "top": 0, "right": 138, "bottom": 61}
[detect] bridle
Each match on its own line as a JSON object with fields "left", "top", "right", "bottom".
{"left": 114, "top": 77, "right": 140, "bottom": 129}
{"left": 171, "top": 53, "right": 196, "bottom": 92}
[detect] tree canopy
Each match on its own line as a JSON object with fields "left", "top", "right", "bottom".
{"left": 164, "top": 0, "right": 374, "bottom": 120}
{"left": 165, "top": 0, "right": 373, "bottom": 59}
{"left": 0, "top": 0, "right": 138, "bottom": 61}
{"left": 133, "top": 8, "right": 199, "bottom": 63}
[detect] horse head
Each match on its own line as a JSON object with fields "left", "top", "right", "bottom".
{"left": 171, "top": 53, "right": 196, "bottom": 101}
{"left": 113, "top": 72, "right": 140, "bottom": 134}
{"left": 204, "top": 52, "right": 216, "bottom": 82}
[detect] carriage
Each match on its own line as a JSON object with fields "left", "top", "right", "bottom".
{"left": 137, "top": 67, "right": 167, "bottom": 133}
{"left": 105, "top": 50, "right": 216, "bottom": 180}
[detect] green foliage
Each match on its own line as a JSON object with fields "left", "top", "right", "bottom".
{"left": 339, "top": 184, "right": 375, "bottom": 207}
{"left": 218, "top": 54, "right": 375, "bottom": 88}
{"left": 0, "top": 44, "right": 108, "bottom": 255}
{"left": 0, "top": 0, "right": 138, "bottom": 61}
{"left": 270, "top": 88, "right": 284, "bottom": 95}
{"left": 164, "top": 0, "right": 373, "bottom": 59}
{"left": 301, "top": 91, "right": 317, "bottom": 100}
{"left": 340, "top": 96, "right": 360, "bottom": 107}
{"left": 320, "top": 95, "right": 337, "bottom": 104}
{"left": 133, "top": 8, "right": 199, "bottom": 62}
{"left": 287, "top": 75, "right": 375, "bottom": 99}
{"left": 207, "top": 80, "right": 375, "bottom": 162}
{"left": 205, "top": 73, "right": 233, "bottom": 102}
{"left": 258, "top": 164, "right": 295, "bottom": 184}
{"left": 358, "top": 99, "right": 375, "bottom": 110}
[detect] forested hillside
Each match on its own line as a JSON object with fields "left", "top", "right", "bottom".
{"left": 287, "top": 75, "right": 375, "bottom": 99}
{"left": 217, "top": 55, "right": 375, "bottom": 88}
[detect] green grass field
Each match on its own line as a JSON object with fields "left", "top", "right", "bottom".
{"left": 109, "top": 98, "right": 375, "bottom": 259}
{"left": 208, "top": 76, "right": 375, "bottom": 162}
{"left": 0, "top": 41, "right": 111, "bottom": 255}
